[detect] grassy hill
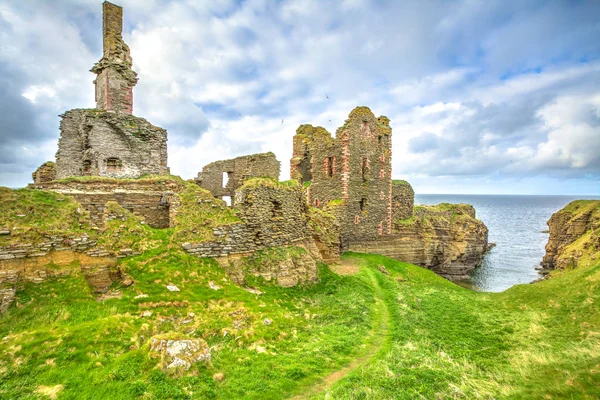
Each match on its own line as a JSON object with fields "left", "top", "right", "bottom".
{"left": 0, "top": 189, "right": 598, "bottom": 399}
{"left": 1, "top": 250, "right": 598, "bottom": 399}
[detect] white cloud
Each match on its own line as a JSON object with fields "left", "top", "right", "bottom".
{"left": 0, "top": 0, "right": 599, "bottom": 194}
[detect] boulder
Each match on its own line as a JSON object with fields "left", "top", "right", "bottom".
{"left": 150, "top": 338, "right": 211, "bottom": 370}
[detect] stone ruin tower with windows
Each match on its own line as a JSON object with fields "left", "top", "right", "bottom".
{"left": 54, "top": 1, "right": 168, "bottom": 179}
{"left": 290, "top": 107, "right": 395, "bottom": 250}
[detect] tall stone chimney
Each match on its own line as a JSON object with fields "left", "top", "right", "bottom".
{"left": 91, "top": 1, "right": 138, "bottom": 114}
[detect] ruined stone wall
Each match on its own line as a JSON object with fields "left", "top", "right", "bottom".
{"left": 32, "top": 161, "right": 56, "bottom": 184}
{"left": 55, "top": 109, "right": 168, "bottom": 179}
{"left": 32, "top": 179, "right": 182, "bottom": 228}
{"left": 290, "top": 107, "right": 392, "bottom": 249}
{"left": 0, "top": 236, "right": 96, "bottom": 261}
{"left": 392, "top": 180, "right": 414, "bottom": 221}
{"left": 291, "top": 125, "right": 343, "bottom": 209}
{"left": 195, "top": 153, "right": 280, "bottom": 204}
{"left": 91, "top": 1, "right": 137, "bottom": 114}
{"left": 183, "top": 183, "right": 313, "bottom": 257}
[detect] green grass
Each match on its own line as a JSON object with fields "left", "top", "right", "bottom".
{"left": 391, "top": 180, "right": 411, "bottom": 186}
{"left": 1, "top": 250, "right": 598, "bottom": 399}
{"left": 317, "top": 254, "right": 600, "bottom": 399}
{"left": 170, "top": 184, "right": 241, "bottom": 245}
{"left": 0, "top": 187, "right": 96, "bottom": 246}
{"left": 0, "top": 249, "right": 378, "bottom": 399}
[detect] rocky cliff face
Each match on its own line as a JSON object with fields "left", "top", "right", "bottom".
{"left": 349, "top": 203, "right": 489, "bottom": 280}
{"left": 541, "top": 200, "right": 600, "bottom": 271}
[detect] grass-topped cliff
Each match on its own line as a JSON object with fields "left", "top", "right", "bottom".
{"left": 541, "top": 200, "right": 600, "bottom": 270}
{"left": 0, "top": 190, "right": 598, "bottom": 399}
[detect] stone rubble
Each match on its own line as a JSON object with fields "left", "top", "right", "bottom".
{"left": 150, "top": 338, "right": 211, "bottom": 370}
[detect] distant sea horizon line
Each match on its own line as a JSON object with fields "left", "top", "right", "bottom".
{"left": 416, "top": 193, "right": 600, "bottom": 197}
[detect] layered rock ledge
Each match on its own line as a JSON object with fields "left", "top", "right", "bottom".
{"left": 349, "top": 203, "right": 489, "bottom": 280}
{"left": 541, "top": 200, "right": 600, "bottom": 271}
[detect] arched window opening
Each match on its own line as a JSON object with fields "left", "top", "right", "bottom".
{"left": 83, "top": 160, "right": 92, "bottom": 175}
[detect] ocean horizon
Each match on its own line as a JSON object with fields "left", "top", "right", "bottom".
{"left": 416, "top": 194, "right": 600, "bottom": 292}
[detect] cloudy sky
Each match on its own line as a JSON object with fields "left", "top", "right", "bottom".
{"left": 1, "top": 0, "right": 599, "bottom": 194}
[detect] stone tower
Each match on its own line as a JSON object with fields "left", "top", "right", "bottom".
{"left": 90, "top": 1, "right": 138, "bottom": 114}
{"left": 52, "top": 1, "right": 168, "bottom": 179}
{"left": 290, "top": 107, "right": 393, "bottom": 249}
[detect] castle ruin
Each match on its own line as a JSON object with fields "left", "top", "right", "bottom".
{"left": 24, "top": 1, "right": 488, "bottom": 286}
{"left": 54, "top": 1, "right": 168, "bottom": 180}
{"left": 291, "top": 107, "right": 393, "bottom": 250}
{"left": 195, "top": 152, "right": 280, "bottom": 206}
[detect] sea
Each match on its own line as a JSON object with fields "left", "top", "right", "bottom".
{"left": 415, "top": 194, "right": 600, "bottom": 293}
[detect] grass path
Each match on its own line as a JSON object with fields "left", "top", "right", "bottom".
{"left": 289, "top": 268, "right": 391, "bottom": 400}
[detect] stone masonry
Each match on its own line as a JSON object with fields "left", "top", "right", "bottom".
{"left": 291, "top": 106, "right": 393, "bottom": 250}
{"left": 32, "top": 178, "right": 183, "bottom": 229}
{"left": 54, "top": 2, "right": 168, "bottom": 180}
{"left": 184, "top": 183, "right": 314, "bottom": 258}
{"left": 55, "top": 110, "right": 168, "bottom": 179}
{"left": 195, "top": 153, "right": 280, "bottom": 206}
{"left": 91, "top": 1, "right": 137, "bottom": 114}
{"left": 392, "top": 180, "right": 414, "bottom": 221}
{"left": 32, "top": 161, "right": 56, "bottom": 184}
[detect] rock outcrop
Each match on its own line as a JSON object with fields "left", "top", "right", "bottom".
{"left": 217, "top": 245, "right": 319, "bottom": 287}
{"left": 349, "top": 203, "right": 489, "bottom": 280}
{"left": 541, "top": 200, "right": 600, "bottom": 271}
{"left": 150, "top": 337, "right": 211, "bottom": 371}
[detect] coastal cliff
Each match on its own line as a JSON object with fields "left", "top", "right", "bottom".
{"left": 541, "top": 200, "right": 600, "bottom": 271}
{"left": 349, "top": 203, "right": 489, "bottom": 280}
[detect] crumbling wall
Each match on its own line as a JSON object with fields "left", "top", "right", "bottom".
{"left": 183, "top": 181, "right": 312, "bottom": 257}
{"left": 195, "top": 153, "right": 280, "bottom": 205}
{"left": 392, "top": 180, "right": 414, "bottom": 221}
{"left": 290, "top": 107, "right": 393, "bottom": 249}
{"left": 90, "top": 1, "right": 137, "bottom": 114}
{"left": 32, "top": 161, "right": 56, "bottom": 184}
{"left": 55, "top": 109, "right": 168, "bottom": 179}
{"left": 217, "top": 246, "right": 318, "bottom": 287}
{"left": 182, "top": 180, "right": 331, "bottom": 286}
{"left": 32, "top": 179, "right": 183, "bottom": 228}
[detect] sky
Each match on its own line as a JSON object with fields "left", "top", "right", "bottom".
{"left": 0, "top": 0, "right": 599, "bottom": 195}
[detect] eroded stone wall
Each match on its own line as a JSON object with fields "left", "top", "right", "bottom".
{"left": 32, "top": 179, "right": 182, "bottom": 228}
{"left": 183, "top": 183, "right": 312, "bottom": 257}
{"left": 183, "top": 182, "right": 329, "bottom": 286}
{"left": 90, "top": 1, "right": 137, "bottom": 114}
{"left": 195, "top": 153, "right": 280, "bottom": 205}
{"left": 392, "top": 180, "right": 414, "bottom": 221}
{"left": 32, "top": 161, "right": 56, "bottom": 184}
{"left": 290, "top": 107, "right": 393, "bottom": 249}
{"left": 55, "top": 109, "right": 168, "bottom": 179}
